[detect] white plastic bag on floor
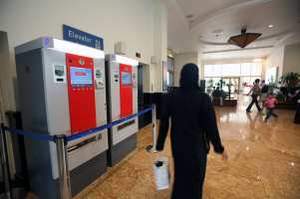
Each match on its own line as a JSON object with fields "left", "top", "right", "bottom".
{"left": 153, "top": 156, "right": 170, "bottom": 190}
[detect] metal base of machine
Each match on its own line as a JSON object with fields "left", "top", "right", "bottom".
{"left": 69, "top": 151, "right": 107, "bottom": 197}
{"left": 29, "top": 150, "right": 107, "bottom": 199}
{"left": 107, "top": 133, "right": 137, "bottom": 167}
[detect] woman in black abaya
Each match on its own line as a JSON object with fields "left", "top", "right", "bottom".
{"left": 156, "top": 63, "right": 227, "bottom": 199}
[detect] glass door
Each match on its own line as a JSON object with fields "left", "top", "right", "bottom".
{"left": 222, "top": 77, "right": 240, "bottom": 99}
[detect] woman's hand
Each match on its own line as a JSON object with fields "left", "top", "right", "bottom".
{"left": 221, "top": 149, "right": 228, "bottom": 161}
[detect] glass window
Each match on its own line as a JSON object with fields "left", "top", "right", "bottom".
{"left": 204, "top": 65, "right": 223, "bottom": 77}
{"left": 204, "top": 65, "right": 214, "bottom": 77}
{"left": 213, "top": 65, "right": 222, "bottom": 76}
{"left": 251, "top": 63, "right": 262, "bottom": 76}
{"left": 222, "top": 64, "right": 240, "bottom": 76}
{"left": 240, "top": 63, "right": 251, "bottom": 76}
{"left": 204, "top": 62, "right": 262, "bottom": 94}
{"left": 240, "top": 76, "right": 251, "bottom": 94}
{"left": 165, "top": 57, "right": 174, "bottom": 89}
{"left": 266, "top": 67, "right": 278, "bottom": 83}
{"left": 250, "top": 76, "right": 261, "bottom": 84}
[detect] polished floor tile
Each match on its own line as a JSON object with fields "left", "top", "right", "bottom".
{"left": 76, "top": 96, "right": 300, "bottom": 199}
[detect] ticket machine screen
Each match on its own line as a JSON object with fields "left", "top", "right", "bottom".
{"left": 70, "top": 67, "right": 93, "bottom": 85}
{"left": 121, "top": 72, "right": 132, "bottom": 85}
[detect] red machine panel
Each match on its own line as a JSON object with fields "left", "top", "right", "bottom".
{"left": 120, "top": 64, "right": 133, "bottom": 118}
{"left": 66, "top": 54, "right": 96, "bottom": 134}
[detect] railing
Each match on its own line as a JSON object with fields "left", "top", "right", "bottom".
{"left": 0, "top": 105, "right": 157, "bottom": 199}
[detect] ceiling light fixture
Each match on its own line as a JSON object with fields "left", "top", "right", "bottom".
{"left": 228, "top": 26, "right": 262, "bottom": 48}
{"left": 268, "top": 24, "right": 274, "bottom": 28}
{"left": 253, "top": 58, "right": 262, "bottom": 62}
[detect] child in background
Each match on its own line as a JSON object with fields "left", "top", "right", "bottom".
{"left": 264, "top": 93, "right": 278, "bottom": 122}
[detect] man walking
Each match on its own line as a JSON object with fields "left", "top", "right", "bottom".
{"left": 246, "top": 79, "right": 262, "bottom": 112}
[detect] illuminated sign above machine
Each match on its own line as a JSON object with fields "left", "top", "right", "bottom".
{"left": 111, "top": 54, "right": 139, "bottom": 66}
{"left": 43, "top": 37, "right": 105, "bottom": 59}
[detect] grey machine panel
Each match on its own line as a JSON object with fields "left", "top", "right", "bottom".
{"left": 108, "top": 134, "right": 137, "bottom": 166}
{"left": 16, "top": 48, "right": 58, "bottom": 198}
{"left": 15, "top": 39, "right": 108, "bottom": 199}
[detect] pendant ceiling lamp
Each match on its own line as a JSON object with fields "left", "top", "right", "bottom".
{"left": 228, "top": 27, "right": 262, "bottom": 48}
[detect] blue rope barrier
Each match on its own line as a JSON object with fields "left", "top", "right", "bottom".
{"left": 66, "top": 106, "right": 153, "bottom": 142}
{"left": 66, "top": 123, "right": 110, "bottom": 142}
{"left": 3, "top": 106, "right": 153, "bottom": 143}
{"left": 3, "top": 127, "right": 55, "bottom": 142}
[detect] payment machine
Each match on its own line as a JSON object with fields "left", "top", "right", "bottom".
{"left": 15, "top": 37, "right": 108, "bottom": 198}
{"left": 105, "top": 54, "right": 139, "bottom": 166}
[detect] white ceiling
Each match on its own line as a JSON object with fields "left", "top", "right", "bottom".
{"left": 165, "top": 0, "right": 300, "bottom": 60}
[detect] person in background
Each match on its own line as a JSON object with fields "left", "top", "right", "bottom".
{"left": 212, "top": 87, "right": 222, "bottom": 98}
{"left": 260, "top": 80, "right": 269, "bottom": 115}
{"left": 246, "top": 79, "right": 262, "bottom": 113}
{"left": 156, "top": 63, "right": 228, "bottom": 199}
{"left": 264, "top": 93, "right": 278, "bottom": 122}
{"left": 260, "top": 80, "right": 269, "bottom": 104}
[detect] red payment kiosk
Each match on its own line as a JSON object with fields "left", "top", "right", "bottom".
{"left": 120, "top": 64, "right": 133, "bottom": 118}
{"left": 66, "top": 54, "right": 97, "bottom": 133}
{"left": 105, "top": 54, "right": 138, "bottom": 166}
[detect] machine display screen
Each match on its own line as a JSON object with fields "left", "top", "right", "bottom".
{"left": 121, "top": 72, "right": 132, "bottom": 85}
{"left": 70, "top": 67, "right": 93, "bottom": 85}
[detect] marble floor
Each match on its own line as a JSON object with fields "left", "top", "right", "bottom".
{"left": 76, "top": 96, "right": 300, "bottom": 199}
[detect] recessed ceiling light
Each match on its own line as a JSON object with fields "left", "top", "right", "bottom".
{"left": 268, "top": 24, "right": 274, "bottom": 28}
{"left": 253, "top": 58, "right": 262, "bottom": 62}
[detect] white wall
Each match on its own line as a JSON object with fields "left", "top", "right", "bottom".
{"left": 283, "top": 42, "right": 300, "bottom": 74}
{"left": 152, "top": 1, "right": 168, "bottom": 91}
{"left": 265, "top": 42, "right": 300, "bottom": 80}
{"left": 265, "top": 45, "right": 285, "bottom": 78}
{"left": 0, "top": 0, "right": 167, "bottom": 111}
{"left": 173, "top": 52, "right": 198, "bottom": 86}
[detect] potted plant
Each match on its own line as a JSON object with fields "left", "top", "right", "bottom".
{"left": 276, "top": 72, "right": 300, "bottom": 109}
{"left": 280, "top": 72, "right": 300, "bottom": 92}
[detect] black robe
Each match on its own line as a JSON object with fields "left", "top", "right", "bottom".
{"left": 156, "top": 88, "right": 224, "bottom": 199}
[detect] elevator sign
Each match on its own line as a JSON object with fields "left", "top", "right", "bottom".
{"left": 63, "top": 24, "right": 104, "bottom": 50}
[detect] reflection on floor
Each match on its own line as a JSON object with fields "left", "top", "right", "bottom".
{"left": 76, "top": 96, "right": 300, "bottom": 199}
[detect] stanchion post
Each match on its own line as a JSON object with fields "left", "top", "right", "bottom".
{"left": 0, "top": 123, "right": 12, "bottom": 199}
{"left": 146, "top": 104, "right": 158, "bottom": 153}
{"left": 151, "top": 104, "right": 157, "bottom": 152}
{"left": 55, "top": 135, "right": 71, "bottom": 199}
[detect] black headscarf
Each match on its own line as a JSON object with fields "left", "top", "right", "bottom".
{"left": 179, "top": 63, "right": 199, "bottom": 90}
